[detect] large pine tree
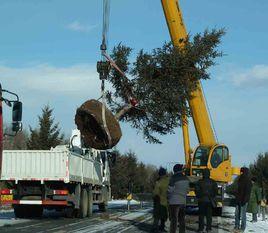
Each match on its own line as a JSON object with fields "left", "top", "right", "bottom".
{"left": 27, "top": 105, "right": 64, "bottom": 150}
{"left": 106, "top": 29, "right": 225, "bottom": 143}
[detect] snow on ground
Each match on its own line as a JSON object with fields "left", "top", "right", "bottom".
{"left": 0, "top": 209, "right": 29, "bottom": 227}
{"left": 220, "top": 207, "right": 268, "bottom": 233}
{"left": 119, "top": 208, "right": 151, "bottom": 221}
{"left": 1, "top": 202, "right": 267, "bottom": 232}
{"left": 108, "top": 199, "right": 140, "bottom": 209}
{"left": 0, "top": 200, "right": 143, "bottom": 228}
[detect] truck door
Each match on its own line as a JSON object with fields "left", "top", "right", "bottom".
{"left": 210, "top": 146, "right": 231, "bottom": 182}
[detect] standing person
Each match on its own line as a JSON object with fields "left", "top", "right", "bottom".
{"left": 152, "top": 167, "right": 169, "bottom": 232}
{"left": 247, "top": 177, "right": 262, "bottom": 223}
{"left": 167, "top": 164, "right": 190, "bottom": 233}
{"left": 195, "top": 168, "right": 217, "bottom": 233}
{"left": 233, "top": 167, "right": 252, "bottom": 232}
{"left": 260, "top": 182, "right": 267, "bottom": 221}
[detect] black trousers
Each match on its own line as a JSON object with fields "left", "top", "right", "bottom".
{"left": 169, "top": 204, "right": 186, "bottom": 233}
{"left": 153, "top": 198, "right": 168, "bottom": 231}
{"left": 198, "top": 202, "right": 212, "bottom": 231}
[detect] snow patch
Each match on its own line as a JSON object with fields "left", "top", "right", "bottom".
{"left": 221, "top": 206, "right": 268, "bottom": 233}
{"left": 108, "top": 199, "right": 140, "bottom": 208}
{"left": 0, "top": 210, "right": 30, "bottom": 227}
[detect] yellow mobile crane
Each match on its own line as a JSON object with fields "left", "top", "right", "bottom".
{"left": 161, "top": 0, "right": 239, "bottom": 211}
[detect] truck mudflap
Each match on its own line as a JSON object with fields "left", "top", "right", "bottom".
{"left": 1, "top": 199, "right": 68, "bottom": 206}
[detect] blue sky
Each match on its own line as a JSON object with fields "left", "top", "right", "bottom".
{"left": 1, "top": 0, "right": 268, "bottom": 168}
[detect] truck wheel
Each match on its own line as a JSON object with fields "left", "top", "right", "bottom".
{"left": 65, "top": 207, "right": 76, "bottom": 218}
{"left": 14, "top": 205, "right": 25, "bottom": 218}
{"left": 23, "top": 205, "right": 43, "bottom": 218}
{"left": 88, "top": 189, "right": 93, "bottom": 217}
{"left": 98, "top": 202, "right": 107, "bottom": 212}
{"left": 32, "top": 206, "right": 43, "bottom": 218}
{"left": 98, "top": 186, "right": 109, "bottom": 212}
{"left": 79, "top": 189, "right": 88, "bottom": 218}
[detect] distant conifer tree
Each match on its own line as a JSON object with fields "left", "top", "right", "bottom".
{"left": 27, "top": 105, "right": 64, "bottom": 150}
{"left": 250, "top": 152, "right": 268, "bottom": 198}
{"left": 3, "top": 124, "right": 28, "bottom": 150}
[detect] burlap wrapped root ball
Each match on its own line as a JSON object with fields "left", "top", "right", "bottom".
{"left": 75, "top": 99, "right": 122, "bottom": 150}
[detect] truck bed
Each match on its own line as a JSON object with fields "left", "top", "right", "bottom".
{"left": 1, "top": 147, "right": 103, "bottom": 185}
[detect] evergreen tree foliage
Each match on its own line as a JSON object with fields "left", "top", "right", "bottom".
{"left": 110, "top": 150, "right": 158, "bottom": 199}
{"left": 3, "top": 124, "right": 28, "bottom": 150}
{"left": 106, "top": 29, "right": 225, "bottom": 143}
{"left": 249, "top": 152, "right": 268, "bottom": 198}
{"left": 27, "top": 105, "right": 64, "bottom": 150}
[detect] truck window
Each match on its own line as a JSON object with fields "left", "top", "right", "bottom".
{"left": 211, "top": 147, "right": 223, "bottom": 168}
{"left": 223, "top": 147, "right": 229, "bottom": 160}
{"left": 192, "top": 147, "right": 209, "bottom": 166}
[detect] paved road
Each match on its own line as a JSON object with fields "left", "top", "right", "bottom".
{"left": 0, "top": 205, "right": 236, "bottom": 233}
{"left": 0, "top": 204, "right": 154, "bottom": 233}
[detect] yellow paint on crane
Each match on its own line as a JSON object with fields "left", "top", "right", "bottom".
{"left": 161, "top": 0, "right": 238, "bottom": 185}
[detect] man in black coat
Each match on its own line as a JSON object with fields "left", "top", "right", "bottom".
{"left": 195, "top": 168, "right": 217, "bottom": 232}
{"left": 233, "top": 167, "right": 252, "bottom": 232}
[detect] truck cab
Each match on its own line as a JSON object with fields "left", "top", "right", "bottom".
{"left": 191, "top": 145, "right": 232, "bottom": 183}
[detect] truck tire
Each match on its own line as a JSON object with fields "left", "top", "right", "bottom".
{"left": 79, "top": 188, "right": 88, "bottom": 218}
{"left": 98, "top": 186, "right": 108, "bottom": 212}
{"left": 14, "top": 205, "right": 25, "bottom": 218}
{"left": 87, "top": 189, "right": 93, "bottom": 217}
{"left": 98, "top": 202, "right": 107, "bottom": 212}
{"left": 32, "top": 205, "right": 43, "bottom": 218}
{"left": 14, "top": 205, "right": 43, "bottom": 218}
{"left": 65, "top": 207, "right": 76, "bottom": 218}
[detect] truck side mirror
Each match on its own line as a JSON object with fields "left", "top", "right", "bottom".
{"left": 12, "top": 101, "right": 22, "bottom": 132}
{"left": 12, "top": 101, "right": 22, "bottom": 122}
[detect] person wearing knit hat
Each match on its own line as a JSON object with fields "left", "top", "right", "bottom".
{"left": 152, "top": 167, "right": 169, "bottom": 232}
{"left": 173, "top": 164, "right": 184, "bottom": 173}
{"left": 167, "top": 164, "right": 189, "bottom": 233}
{"left": 195, "top": 168, "right": 217, "bottom": 232}
{"left": 233, "top": 166, "right": 252, "bottom": 232}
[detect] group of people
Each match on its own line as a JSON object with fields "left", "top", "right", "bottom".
{"left": 152, "top": 165, "right": 267, "bottom": 233}
{"left": 152, "top": 164, "right": 217, "bottom": 233}
{"left": 228, "top": 167, "right": 267, "bottom": 232}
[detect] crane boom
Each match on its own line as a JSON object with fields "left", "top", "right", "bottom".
{"left": 161, "top": 0, "right": 216, "bottom": 152}
{"left": 160, "top": 1, "right": 242, "bottom": 212}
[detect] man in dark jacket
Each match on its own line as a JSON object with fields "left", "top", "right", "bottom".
{"left": 234, "top": 167, "right": 252, "bottom": 232}
{"left": 167, "top": 164, "right": 190, "bottom": 233}
{"left": 152, "top": 167, "right": 169, "bottom": 232}
{"left": 195, "top": 168, "right": 217, "bottom": 232}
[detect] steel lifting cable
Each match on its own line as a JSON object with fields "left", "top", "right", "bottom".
{"left": 98, "top": 0, "right": 138, "bottom": 148}
{"left": 102, "top": 51, "right": 138, "bottom": 106}
{"left": 100, "top": 0, "right": 112, "bottom": 148}
{"left": 101, "top": 0, "right": 110, "bottom": 54}
{"left": 200, "top": 82, "right": 219, "bottom": 143}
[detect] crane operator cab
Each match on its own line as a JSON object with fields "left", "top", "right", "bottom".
{"left": 191, "top": 144, "right": 232, "bottom": 183}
